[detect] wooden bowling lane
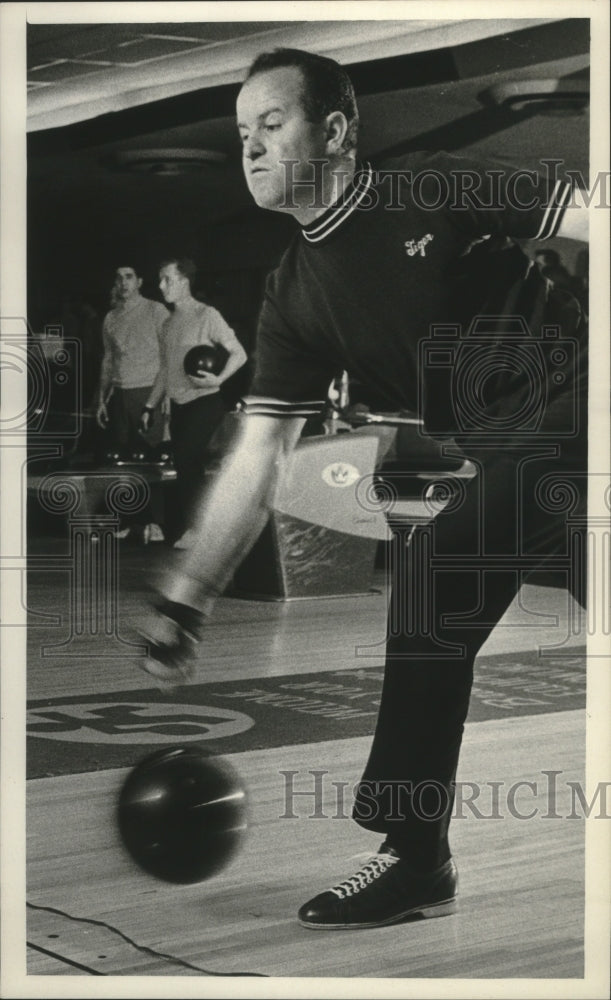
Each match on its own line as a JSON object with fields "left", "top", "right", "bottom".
{"left": 26, "top": 537, "right": 586, "bottom": 701}
{"left": 22, "top": 541, "right": 602, "bottom": 990}
{"left": 26, "top": 543, "right": 392, "bottom": 699}
{"left": 26, "top": 904, "right": 208, "bottom": 977}
{"left": 26, "top": 711, "right": 587, "bottom": 981}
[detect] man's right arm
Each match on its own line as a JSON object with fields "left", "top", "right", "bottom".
{"left": 95, "top": 319, "right": 113, "bottom": 427}
{"left": 163, "top": 413, "right": 305, "bottom": 613}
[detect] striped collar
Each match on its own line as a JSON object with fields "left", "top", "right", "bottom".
{"left": 301, "top": 162, "right": 373, "bottom": 245}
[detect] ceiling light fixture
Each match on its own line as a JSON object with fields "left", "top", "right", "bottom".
{"left": 480, "top": 78, "right": 589, "bottom": 115}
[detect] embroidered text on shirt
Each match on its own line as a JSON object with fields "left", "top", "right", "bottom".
{"left": 405, "top": 234, "right": 434, "bottom": 257}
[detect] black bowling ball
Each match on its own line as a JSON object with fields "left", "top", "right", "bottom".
{"left": 117, "top": 746, "right": 248, "bottom": 884}
{"left": 183, "top": 343, "right": 228, "bottom": 378}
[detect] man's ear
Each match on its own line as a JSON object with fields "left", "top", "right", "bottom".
{"left": 137, "top": 277, "right": 143, "bottom": 289}
{"left": 325, "top": 111, "right": 349, "bottom": 154}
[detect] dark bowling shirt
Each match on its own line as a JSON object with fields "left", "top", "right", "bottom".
{"left": 243, "top": 152, "right": 583, "bottom": 450}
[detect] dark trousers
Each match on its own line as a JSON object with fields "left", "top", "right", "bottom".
{"left": 353, "top": 398, "right": 587, "bottom": 869}
{"left": 106, "top": 387, "right": 165, "bottom": 527}
{"left": 166, "top": 393, "right": 226, "bottom": 544}
{"left": 107, "top": 386, "right": 163, "bottom": 454}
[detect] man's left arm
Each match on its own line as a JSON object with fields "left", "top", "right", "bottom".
{"left": 556, "top": 185, "right": 589, "bottom": 243}
{"left": 189, "top": 312, "right": 248, "bottom": 389}
{"left": 426, "top": 151, "right": 590, "bottom": 245}
{"left": 212, "top": 311, "right": 248, "bottom": 382}
{"left": 216, "top": 332, "right": 248, "bottom": 383}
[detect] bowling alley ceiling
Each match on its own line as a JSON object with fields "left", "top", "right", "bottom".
{"left": 26, "top": 17, "right": 566, "bottom": 132}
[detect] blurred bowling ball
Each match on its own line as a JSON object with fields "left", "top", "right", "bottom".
{"left": 183, "top": 343, "right": 228, "bottom": 378}
{"left": 117, "top": 746, "right": 248, "bottom": 884}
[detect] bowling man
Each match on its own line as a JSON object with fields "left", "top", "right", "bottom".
{"left": 140, "top": 50, "right": 589, "bottom": 928}
{"left": 141, "top": 257, "right": 247, "bottom": 546}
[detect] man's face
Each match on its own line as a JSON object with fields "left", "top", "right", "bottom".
{"left": 236, "top": 66, "right": 329, "bottom": 215}
{"left": 114, "top": 267, "right": 142, "bottom": 302}
{"left": 159, "top": 263, "right": 189, "bottom": 305}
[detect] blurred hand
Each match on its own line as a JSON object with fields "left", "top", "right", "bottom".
{"left": 96, "top": 400, "right": 109, "bottom": 429}
{"left": 139, "top": 407, "right": 154, "bottom": 433}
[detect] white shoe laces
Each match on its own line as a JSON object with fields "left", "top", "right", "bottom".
{"left": 330, "top": 850, "right": 400, "bottom": 899}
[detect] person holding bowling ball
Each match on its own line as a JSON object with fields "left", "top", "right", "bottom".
{"left": 140, "top": 257, "right": 247, "bottom": 546}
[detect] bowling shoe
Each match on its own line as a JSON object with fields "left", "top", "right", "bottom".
{"left": 298, "top": 843, "right": 457, "bottom": 929}
{"left": 139, "top": 598, "right": 206, "bottom": 687}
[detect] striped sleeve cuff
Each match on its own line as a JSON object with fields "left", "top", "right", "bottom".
{"left": 239, "top": 395, "right": 326, "bottom": 418}
{"left": 532, "top": 179, "right": 573, "bottom": 240}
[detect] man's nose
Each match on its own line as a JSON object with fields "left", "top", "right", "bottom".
{"left": 243, "top": 131, "right": 265, "bottom": 159}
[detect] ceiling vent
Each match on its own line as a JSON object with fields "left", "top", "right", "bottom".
{"left": 105, "top": 148, "right": 228, "bottom": 175}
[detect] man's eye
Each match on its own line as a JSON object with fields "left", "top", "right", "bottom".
{"left": 265, "top": 123, "right": 281, "bottom": 131}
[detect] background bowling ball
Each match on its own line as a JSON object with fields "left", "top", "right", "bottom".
{"left": 183, "top": 343, "right": 229, "bottom": 378}
{"left": 117, "top": 746, "right": 248, "bottom": 884}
